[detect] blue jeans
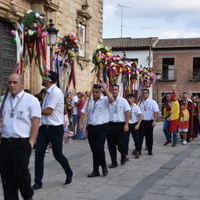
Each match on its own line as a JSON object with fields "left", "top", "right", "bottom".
{"left": 76, "top": 117, "right": 84, "bottom": 139}
{"left": 163, "top": 119, "right": 178, "bottom": 144}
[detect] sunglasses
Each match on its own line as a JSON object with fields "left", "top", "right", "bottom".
{"left": 93, "top": 84, "right": 101, "bottom": 88}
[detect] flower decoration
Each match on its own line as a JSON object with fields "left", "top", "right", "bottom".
{"left": 122, "top": 61, "right": 138, "bottom": 81}
{"left": 108, "top": 55, "right": 124, "bottom": 84}
{"left": 56, "top": 33, "right": 79, "bottom": 60}
{"left": 139, "top": 67, "right": 156, "bottom": 88}
{"left": 92, "top": 46, "right": 112, "bottom": 68}
{"left": 20, "top": 10, "right": 48, "bottom": 43}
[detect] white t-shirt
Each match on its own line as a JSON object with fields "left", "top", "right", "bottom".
{"left": 41, "top": 84, "right": 64, "bottom": 126}
{"left": 1, "top": 90, "right": 41, "bottom": 138}
{"left": 109, "top": 96, "right": 130, "bottom": 122}
{"left": 139, "top": 98, "right": 159, "bottom": 121}
{"left": 71, "top": 95, "right": 78, "bottom": 115}
{"left": 81, "top": 96, "right": 110, "bottom": 126}
{"left": 129, "top": 103, "right": 142, "bottom": 124}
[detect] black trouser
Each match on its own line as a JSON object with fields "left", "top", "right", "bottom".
{"left": 107, "top": 122, "right": 126, "bottom": 164}
{"left": 139, "top": 120, "right": 154, "bottom": 152}
{"left": 34, "top": 125, "right": 73, "bottom": 186}
{"left": 0, "top": 139, "right": 33, "bottom": 200}
{"left": 125, "top": 123, "right": 140, "bottom": 155}
{"left": 87, "top": 123, "right": 109, "bottom": 172}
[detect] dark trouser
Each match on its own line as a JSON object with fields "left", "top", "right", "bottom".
{"left": 139, "top": 120, "right": 154, "bottom": 152}
{"left": 34, "top": 125, "right": 73, "bottom": 186}
{"left": 107, "top": 122, "right": 126, "bottom": 164}
{"left": 0, "top": 139, "right": 33, "bottom": 200}
{"left": 193, "top": 116, "right": 199, "bottom": 137}
{"left": 87, "top": 123, "right": 109, "bottom": 172}
{"left": 125, "top": 123, "right": 140, "bottom": 155}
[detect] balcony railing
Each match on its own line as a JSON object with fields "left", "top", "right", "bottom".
{"left": 190, "top": 69, "right": 200, "bottom": 81}
{"left": 160, "top": 69, "right": 177, "bottom": 81}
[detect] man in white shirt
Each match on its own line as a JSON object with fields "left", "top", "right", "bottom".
{"left": 108, "top": 84, "right": 130, "bottom": 168}
{"left": 139, "top": 89, "right": 159, "bottom": 155}
{"left": 0, "top": 73, "right": 41, "bottom": 200}
{"left": 125, "top": 94, "right": 142, "bottom": 159}
{"left": 79, "top": 83, "right": 114, "bottom": 177}
{"left": 71, "top": 91, "right": 81, "bottom": 137}
{"left": 32, "top": 71, "right": 73, "bottom": 190}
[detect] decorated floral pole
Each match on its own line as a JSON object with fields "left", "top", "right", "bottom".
{"left": 122, "top": 61, "right": 138, "bottom": 96}
{"left": 54, "top": 33, "right": 79, "bottom": 93}
{"left": 107, "top": 55, "right": 124, "bottom": 85}
{"left": 92, "top": 46, "right": 112, "bottom": 84}
{"left": 11, "top": 10, "right": 48, "bottom": 75}
{"left": 137, "top": 66, "right": 157, "bottom": 102}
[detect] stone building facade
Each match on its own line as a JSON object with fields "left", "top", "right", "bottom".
{"left": 0, "top": 0, "right": 103, "bottom": 94}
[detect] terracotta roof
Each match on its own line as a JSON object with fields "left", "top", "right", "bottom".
{"left": 103, "top": 37, "right": 159, "bottom": 49}
{"left": 154, "top": 38, "right": 200, "bottom": 49}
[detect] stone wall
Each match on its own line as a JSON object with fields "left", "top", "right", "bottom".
{"left": 0, "top": 0, "right": 103, "bottom": 94}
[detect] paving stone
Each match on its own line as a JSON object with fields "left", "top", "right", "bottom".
{"left": 1, "top": 122, "right": 200, "bottom": 200}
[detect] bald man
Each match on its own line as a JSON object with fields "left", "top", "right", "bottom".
{"left": 0, "top": 73, "right": 41, "bottom": 200}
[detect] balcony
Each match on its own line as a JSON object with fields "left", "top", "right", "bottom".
{"left": 160, "top": 67, "right": 177, "bottom": 81}
{"left": 190, "top": 69, "right": 200, "bottom": 81}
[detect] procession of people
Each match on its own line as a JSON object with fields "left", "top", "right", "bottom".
{"left": 1, "top": 72, "right": 200, "bottom": 200}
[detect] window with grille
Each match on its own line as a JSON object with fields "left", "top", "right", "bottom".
{"left": 0, "top": 20, "right": 16, "bottom": 90}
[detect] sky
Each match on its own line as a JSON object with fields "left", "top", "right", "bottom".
{"left": 103, "top": 0, "right": 200, "bottom": 39}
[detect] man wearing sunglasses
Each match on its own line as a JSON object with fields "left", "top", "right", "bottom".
{"left": 32, "top": 71, "right": 73, "bottom": 190}
{"left": 79, "top": 83, "right": 114, "bottom": 177}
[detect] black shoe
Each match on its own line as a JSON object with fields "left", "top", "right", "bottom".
{"left": 31, "top": 183, "right": 42, "bottom": 191}
{"left": 148, "top": 151, "right": 153, "bottom": 155}
{"left": 132, "top": 149, "right": 136, "bottom": 155}
{"left": 121, "top": 156, "right": 126, "bottom": 165}
{"left": 139, "top": 151, "right": 142, "bottom": 155}
{"left": 87, "top": 172, "right": 100, "bottom": 178}
{"left": 109, "top": 163, "right": 118, "bottom": 168}
{"left": 102, "top": 167, "right": 108, "bottom": 176}
{"left": 64, "top": 174, "right": 73, "bottom": 186}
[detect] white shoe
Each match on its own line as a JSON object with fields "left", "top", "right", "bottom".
{"left": 182, "top": 140, "right": 187, "bottom": 145}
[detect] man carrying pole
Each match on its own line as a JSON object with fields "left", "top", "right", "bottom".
{"left": 79, "top": 82, "right": 114, "bottom": 177}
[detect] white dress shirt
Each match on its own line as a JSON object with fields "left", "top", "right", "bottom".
{"left": 81, "top": 96, "right": 110, "bottom": 126}
{"left": 71, "top": 95, "right": 78, "bottom": 115}
{"left": 1, "top": 90, "right": 41, "bottom": 138}
{"left": 41, "top": 84, "right": 64, "bottom": 126}
{"left": 109, "top": 96, "right": 130, "bottom": 122}
{"left": 139, "top": 98, "right": 159, "bottom": 120}
{"left": 129, "top": 103, "right": 142, "bottom": 124}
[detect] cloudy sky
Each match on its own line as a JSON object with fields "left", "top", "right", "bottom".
{"left": 103, "top": 0, "right": 200, "bottom": 39}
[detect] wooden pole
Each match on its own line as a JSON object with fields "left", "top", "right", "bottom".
{"left": 79, "top": 69, "right": 98, "bottom": 127}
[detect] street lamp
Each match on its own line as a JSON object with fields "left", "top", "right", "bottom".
{"left": 155, "top": 70, "right": 162, "bottom": 121}
{"left": 46, "top": 19, "right": 59, "bottom": 70}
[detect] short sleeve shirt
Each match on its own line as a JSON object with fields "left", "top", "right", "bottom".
{"left": 129, "top": 103, "right": 142, "bottom": 124}
{"left": 1, "top": 90, "right": 41, "bottom": 138}
{"left": 139, "top": 98, "right": 159, "bottom": 120}
{"left": 81, "top": 96, "right": 110, "bottom": 126}
{"left": 41, "top": 84, "right": 64, "bottom": 125}
{"left": 109, "top": 96, "right": 130, "bottom": 122}
{"left": 71, "top": 96, "right": 78, "bottom": 115}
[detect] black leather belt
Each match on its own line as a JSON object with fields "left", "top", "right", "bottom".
{"left": 42, "top": 124, "right": 62, "bottom": 128}
{"left": 2, "top": 138, "right": 29, "bottom": 142}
